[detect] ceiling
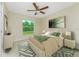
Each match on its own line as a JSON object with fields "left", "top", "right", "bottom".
{"left": 5, "top": 2, "right": 76, "bottom": 18}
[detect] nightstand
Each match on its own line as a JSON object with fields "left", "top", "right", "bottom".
{"left": 64, "top": 39, "right": 75, "bottom": 49}
{"left": 3, "top": 35, "right": 13, "bottom": 52}
{"left": 64, "top": 32, "right": 75, "bottom": 49}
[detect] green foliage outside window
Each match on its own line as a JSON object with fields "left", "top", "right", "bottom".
{"left": 23, "top": 19, "right": 34, "bottom": 35}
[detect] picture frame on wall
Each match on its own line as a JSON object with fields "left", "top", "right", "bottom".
{"left": 49, "top": 16, "right": 66, "bottom": 28}
{"left": 4, "top": 15, "right": 11, "bottom": 35}
{"left": 4, "top": 15, "right": 8, "bottom": 34}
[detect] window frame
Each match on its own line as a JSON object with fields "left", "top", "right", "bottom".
{"left": 22, "top": 19, "right": 34, "bottom": 36}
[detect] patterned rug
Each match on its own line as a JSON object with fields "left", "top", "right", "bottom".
{"left": 18, "top": 45, "right": 36, "bottom": 57}
{"left": 18, "top": 42, "right": 36, "bottom": 57}
{"left": 18, "top": 42, "right": 75, "bottom": 57}
{"left": 52, "top": 47, "right": 75, "bottom": 57}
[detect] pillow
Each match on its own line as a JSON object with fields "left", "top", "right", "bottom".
{"left": 44, "top": 31, "right": 50, "bottom": 36}
{"left": 34, "top": 35, "right": 49, "bottom": 42}
{"left": 50, "top": 32, "right": 61, "bottom": 37}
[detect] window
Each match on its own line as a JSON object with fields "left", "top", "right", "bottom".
{"left": 23, "top": 19, "right": 34, "bottom": 35}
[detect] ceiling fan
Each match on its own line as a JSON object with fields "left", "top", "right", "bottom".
{"left": 27, "top": 3, "right": 49, "bottom": 15}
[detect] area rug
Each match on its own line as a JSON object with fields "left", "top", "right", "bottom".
{"left": 18, "top": 42, "right": 75, "bottom": 57}
{"left": 18, "top": 42, "right": 36, "bottom": 57}
{"left": 52, "top": 47, "right": 75, "bottom": 57}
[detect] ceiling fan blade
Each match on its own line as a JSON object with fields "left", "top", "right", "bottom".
{"left": 40, "top": 11, "right": 45, "bottom": 14}
{"left": 33, "top": 3, "right": 38, "bottom": 10}
{"left": 40, "top": 6, "right": 48, "bottom": 10}
{"left": 27, "top": 10, "right": 36, "bottom": 11}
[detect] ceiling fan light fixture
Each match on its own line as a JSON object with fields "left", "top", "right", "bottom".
{"left": 27, "top": 3, "right": 49, "bottom": 15}
{"left": 34, "top": 12, "right": 37, "bottom": 15}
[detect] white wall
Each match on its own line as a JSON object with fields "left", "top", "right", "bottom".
{"left": 0, "top": 3, "right": 3, "bottom": 56}
{"left": 8, "top": 11, "right": 42, "bottom": 41}
{"left": 40, "top": 4, "right": 79, "bottom": 49}
{"left": 3, "top": 3, "right": 43, "bottom": 41}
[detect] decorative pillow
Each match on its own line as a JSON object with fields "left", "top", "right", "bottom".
{"left": 50, "top": 32, "right": 61, "bottom": 37}
{"left": 44, "top": 31, "right": 50, "bottom": 36}
{"left": 34, "top": 35, "right": 49, "bottom": 42}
